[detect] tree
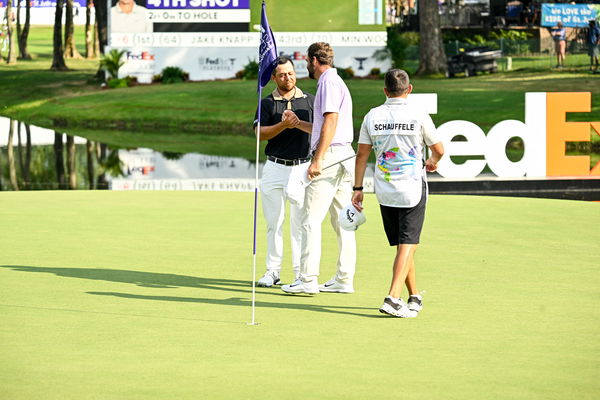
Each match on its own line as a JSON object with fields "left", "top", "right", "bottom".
{"left": 94, "top": 0, "right": 107, "bottom": 54}
{"left": 16, "top": 0, "right": 32, "bottom": 59}
{"left": 416, "top": 0, "right": 446, "bottom": 76}
{"left": 51, "top": 0, "right": 68, "bottom": 71}
{"left": 64, "top": 0, "right": 83, "bottom": 59}
{"left": 85, "top": 0, "right": 95, "bottom": 58}
{"left": 54, "top": 132, "right": 66, "bottom": 189}
{"left": 93, "top": 21, "right": 100, "bottom": 57}
{"left": 94, "top": 0, "right": 108, "bottom": 77}
{"left": 7, "top": 120, "right": 19, "bottom": 190}
{"left": 5, "top": 0, "right": 17, "bottom": 64}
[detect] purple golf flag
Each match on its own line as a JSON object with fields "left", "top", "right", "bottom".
{"left": 251, "top": 1, "right": 278, "bottom": 325}
{"left": 258, "top": 1, "right": 278, "bottom": 91}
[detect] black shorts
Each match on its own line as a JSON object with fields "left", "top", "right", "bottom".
{"left": 379, "top": 183, "right": 427, "bottom": 246}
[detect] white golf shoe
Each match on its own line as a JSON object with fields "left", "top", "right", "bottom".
{"left": 379, "top": 296, "right": 417, "bottom": 318}
{"left": 407, "top": 294, "right": 423, "bottom": 312}
{"left": 281, "top": 278, "right": 319, "bottom": 294}
{"left": 318, "top": 278, "right": 354, "bottom": 293}
{"left": 257, "top": 271, "right": 280, "bottom": 287}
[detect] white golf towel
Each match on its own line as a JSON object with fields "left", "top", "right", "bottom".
{"left": 285, "top": 163, "right": 311, "bottom": 207}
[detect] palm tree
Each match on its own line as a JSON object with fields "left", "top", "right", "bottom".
{"left": 416, "top": 0, "right": 446, "bottom": 75}
{"left": 93, "top": 21, "right": 100, "bottom": 57}
{"left": 93, "top": 0, "right": 108, "bottom": 78}
{"left": 16, "top": 0, "right": 32, "bottom": 59}
{"left": 51, "top": 0, "right": 68, "bottom": 70}
{"left": 5, "top": 0, "right": 18, "bottom": 64}
{"left": 64, "top": 0, "right": 83, "bottom": 59}
{"left": 85, "top": 0, "right": 95, "bottom": 58}
{"left": 100, "top": 49, "right": 126, "bottom": 79}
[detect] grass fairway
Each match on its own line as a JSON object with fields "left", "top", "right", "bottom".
{"left": 0, "top": 191, "right": 598, "bottom": 399}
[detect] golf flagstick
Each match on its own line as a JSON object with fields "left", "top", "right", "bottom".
{"left": 321, "top": 154, "right": 357, "bottom": 170}
{"left": 251, "top": 116, "right": 260, "bottom": 326}
{"left": 251, "top": 1, "right": 277, "bottom": 326}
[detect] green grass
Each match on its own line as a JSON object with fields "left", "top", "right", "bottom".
{"left": 0, "top": 26, "right": 599, "bottom": 164}
{"left": 0, "top": 25, "right": 101, "bottom": 120}
{"left": 2, "top": 28, "right": 599, "bottom": 133}
{"left": 0, "top": 191, "right": 598, "bottom": 399}
{"left": 4, "top": 67, "right": 599, "bottom": 132}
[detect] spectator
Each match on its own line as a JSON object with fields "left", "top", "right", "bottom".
{"left": 588, "top": 20, "right": 600, "bottom": 74}
{"left": 551, "top": 22, "right": 567, "bottom": 68}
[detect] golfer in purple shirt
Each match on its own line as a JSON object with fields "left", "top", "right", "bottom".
{"left": 282, "top": 42, "right": 357, "bottom": 295}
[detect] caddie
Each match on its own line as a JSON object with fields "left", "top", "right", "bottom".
{"left": 352, "top": 69, "right": 444, "bottom": 317}
{"left": 254, "top": 55, "right": 315, "bottom": 287}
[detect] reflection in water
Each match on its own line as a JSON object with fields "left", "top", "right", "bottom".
{"left": 111, "top": 149, "right": 263, "bottom": 191}
{"left": 0, "top": 117, "right": 374, "bottom": 191}
{"left": 0, "top": 117, "right": 268, "bottom": 191}
{"left": 0, "top": 117, "right": 118, "bottom": 190}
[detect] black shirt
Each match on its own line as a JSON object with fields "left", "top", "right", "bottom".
{"left": 254, "top": 88, "right": 314, "bottom": 160}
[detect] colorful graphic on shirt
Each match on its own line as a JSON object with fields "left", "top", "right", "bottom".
{"left": 377, "top": 146, "right": 419, "bottom": 182}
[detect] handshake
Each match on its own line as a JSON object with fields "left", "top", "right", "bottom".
{"left": 281, "top": 109, "right": 300, "bottom": 128}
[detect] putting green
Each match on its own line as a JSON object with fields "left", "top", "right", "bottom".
{"left": 0, "top": 191, "right": 598, "bottom": 399}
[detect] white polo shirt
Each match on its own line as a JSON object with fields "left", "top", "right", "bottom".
{"left": 359, "top": 97, "right": 439, "bottom": 207}
{"left": 111, "top": 3, "right": 152, "bottom": 33}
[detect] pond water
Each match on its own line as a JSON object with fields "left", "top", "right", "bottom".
{"left": 0, "top": 117, "right": 375, "bottom": 191}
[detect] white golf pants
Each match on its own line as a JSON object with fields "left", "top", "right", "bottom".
{"left": 259, "top": 160, "right": 304, "bottom": 275}
{"left": 300, "top": 145, "right": 356, "bottom": 284}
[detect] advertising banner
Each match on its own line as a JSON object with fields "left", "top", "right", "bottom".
{"left": 541, "top": 3, "right": 600, "bottom": 28}
{"left": 110, "top": 30, "right": 388, "bottom": 82}
{"left": 115, "top": 40, "right": 388, "bottom": 82}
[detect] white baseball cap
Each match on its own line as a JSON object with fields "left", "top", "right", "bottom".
{"left": 339, "top": 204, "right": 366, "bottom": 231}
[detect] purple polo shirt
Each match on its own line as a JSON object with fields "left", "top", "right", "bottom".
{"left": 311, "top": 68, "right": 354, "bottom": 151}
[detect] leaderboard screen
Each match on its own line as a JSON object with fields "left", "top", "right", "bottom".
{"left": 109, "top": 0, "right": 385, "bottom": 35}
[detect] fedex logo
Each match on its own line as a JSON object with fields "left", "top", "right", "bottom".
{"left": 434, "top": 92, "right": 599, "bottom": 178}
{"left": 127, "top": 166, "right": 155, "bottom": 176}
{"left": 126, "top": 51, "right": 155, "bottom": 61}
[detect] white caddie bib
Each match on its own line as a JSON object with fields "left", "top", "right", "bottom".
{"left": 359, "top": 97, "right": 440, "bottom": 208}
{"left": 368, "top": 112, "right": 425, "bottom": 207}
